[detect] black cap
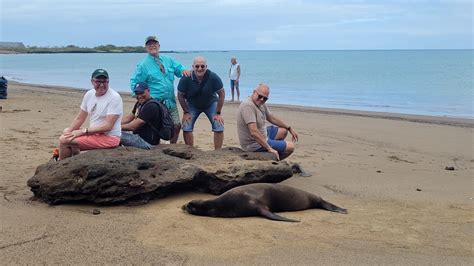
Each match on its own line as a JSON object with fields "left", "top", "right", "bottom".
{"left": 134, "top": 82, "right": 149, "bottom": 94}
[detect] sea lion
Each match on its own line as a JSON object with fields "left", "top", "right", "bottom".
{"left": 182, "top": 183, "right": 347, "bottom": 222}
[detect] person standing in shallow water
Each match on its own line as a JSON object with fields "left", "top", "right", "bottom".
{"left": 130, "top": 35, "right": 191, "bottom": 143}
{"left": 229, "top": 57, "right": 240, "bottom": 102}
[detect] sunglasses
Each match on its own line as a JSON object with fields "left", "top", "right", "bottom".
{"left": 194, "top": 64, "right": 206, "bottom": 69}
{"left": 93, "top": 79, "right": 109, "bottom": 85}
{"left": 255, "top": 91, "right": 268, "bottom": 102}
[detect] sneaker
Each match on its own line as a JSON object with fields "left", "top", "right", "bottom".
{"left": 52, "top": 148, "right": 59, "bottom": 161}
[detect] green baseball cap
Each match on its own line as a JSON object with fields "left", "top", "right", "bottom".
{"left": 145, "top": 36, "right": 159, "bottom": 44}
{"left": 91, "top": 69, "right": 109, "bottom": 79}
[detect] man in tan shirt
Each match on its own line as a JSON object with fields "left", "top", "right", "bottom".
{"left": 236, "top": 83, "right": 298, "bottom": 160}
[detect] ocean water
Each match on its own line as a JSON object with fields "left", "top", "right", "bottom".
{"left": 1, "top": 50, "right": 472, "bottom": 118}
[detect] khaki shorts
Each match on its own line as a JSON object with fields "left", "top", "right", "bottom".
{"left": 168, "top": 106, "right": 181, "bottom": 125}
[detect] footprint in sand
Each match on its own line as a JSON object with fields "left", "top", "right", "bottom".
{"left": 10, "top": 128, "right": 37, "bottom": 134}
{"left": 388, "top": 155, "right": 415, "bottom": 164}
{"left": 2, "top": 109, "right": 31, "bottom": 113}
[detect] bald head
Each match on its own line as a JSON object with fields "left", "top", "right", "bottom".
{"left": 192, "top": 56, "right": 208, "bottom": 80}
{"left": 252, "top": 83, "right": 270, "bottom": 106}
{"left": 193, "top": 56, "right": 207, "bottom": 65}
{"left": 255, "top": 83, "right": 269, "bottom": 95}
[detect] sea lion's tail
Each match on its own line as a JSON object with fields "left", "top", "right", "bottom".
{"left": 258, "top": 207, "right": 300, "bottom": 222}
{"left": 318, "top": 199, "right": 348, "bottom": 214}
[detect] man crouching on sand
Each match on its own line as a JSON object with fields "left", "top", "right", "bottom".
{"left": 120, "top": 82, "right": 164, "bottom": 149}
{"left": 58, "top": 69, "right": 123, "bottom": 160}
{"left": 236, "top": 83, "right": 298, "bottom": 160}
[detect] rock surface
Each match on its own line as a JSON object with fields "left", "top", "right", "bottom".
{"left": 27, "top": 145, "right": 296, "bottom": 204}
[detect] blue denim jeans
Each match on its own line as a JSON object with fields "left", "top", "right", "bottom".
{"left": 182, "top": 101, "right": 224, "bottom": 132}
{"left": 255, "top": 126, "right": 287, "bottom": 153}
{"left": 120, "top": 131, "right": 154, "bottom": 150}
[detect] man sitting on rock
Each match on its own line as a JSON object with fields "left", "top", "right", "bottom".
{"left": 121, "top": 82, "right": 164, "bottom": 149}
{"left": 59, "top": 69, "right": 123, "bottom": 160}
{"left": 236, "top": 83, "right": 298, "bottom": 161}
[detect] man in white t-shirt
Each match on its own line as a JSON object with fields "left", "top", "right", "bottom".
{"left": 58, "top": 69, "right": 123, "bottom": 160}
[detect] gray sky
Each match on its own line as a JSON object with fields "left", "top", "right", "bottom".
{"left": 1, "top": 0, "right": 472, "bottom": 50}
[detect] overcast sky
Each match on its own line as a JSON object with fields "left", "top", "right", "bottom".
{"left": 1, "top": 0, "right": 472, "bottom": 50}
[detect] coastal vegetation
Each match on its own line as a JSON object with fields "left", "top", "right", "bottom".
{"left": 0, "top": 44, "right": 147, "bottom": 54}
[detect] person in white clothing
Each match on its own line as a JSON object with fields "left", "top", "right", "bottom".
{"left": 58, "top": 69, "right": 123, "bottom": 160}
{"left": 229, "top": 57, "right": 240, "bottom": 102}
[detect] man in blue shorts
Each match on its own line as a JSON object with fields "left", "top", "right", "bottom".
{"left": 121, "top": 82, "right": 163, "bottom": 149}
{"left": 177, "top": 56, "right": 225, "bottom": 149}
{"left": 236, "top": 83, "right": 298, "bottom": 160}
{"left": 130, "top": 35, "right": 191, "bottom": 143}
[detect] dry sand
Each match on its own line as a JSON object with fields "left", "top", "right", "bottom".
{"left": 1, "top": 82, "right": 472, "bottom": 265}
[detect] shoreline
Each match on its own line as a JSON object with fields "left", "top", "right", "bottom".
{"left": 8, "top": 80, "right": 473, "bottom": 128}
{"left": 1, "top": 48, "right": 472, "bottom": 54}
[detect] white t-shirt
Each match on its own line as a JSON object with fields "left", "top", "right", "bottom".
{"left": 80, "top": 88, "right": 123, "bottom": 137}
{"left": 229, "top": 63, "right": 239, "bottom": 80}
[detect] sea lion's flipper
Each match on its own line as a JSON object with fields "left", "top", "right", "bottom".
{"left": 291, "top": 163, "right": 312, "bottom": 177}
{"left": 258, "top": 207, "right": 300, "bottom": 222}
{"left": 318, "top": 199, "right": 348, "bottom": 214}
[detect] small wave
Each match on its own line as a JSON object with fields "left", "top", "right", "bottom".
{"left": 3, "top": 75, "right": 24, "bottom": 81}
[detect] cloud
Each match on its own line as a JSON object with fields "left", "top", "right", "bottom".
{"left": 255, "top": 36, "right": 280, "bottom": 45}
{"left": 1, "top": 0, "right": 472, "bottom": 49}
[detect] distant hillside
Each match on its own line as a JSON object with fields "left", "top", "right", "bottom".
{"left": 0, "top": 44, "right": 147, "bottom": 54}
{"left": 0, "top": 43, "right": 227, "bottom": 54}
{"left": 0, "top": 42, "right": 26, "bottom": 49}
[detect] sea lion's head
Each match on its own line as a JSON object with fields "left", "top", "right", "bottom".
{"left": 182, "top": 200, "right": 216, "bottom": 216}
{"left": 182, "top": 200, "right": 201, "bottom": 213}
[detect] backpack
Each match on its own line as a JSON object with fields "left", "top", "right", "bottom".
{"left": 142, "top": 99, "right": 174, "bottom": 141}
{"left": 0, "top": 76, "right": 7, "bottom": 99}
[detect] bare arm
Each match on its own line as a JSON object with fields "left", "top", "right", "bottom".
{"left": 177, "top": 92, "right": 191, "bottom": 123}
{"left": 247, "top": 122, "right": 280, "bottom": 160}
{"left": 121, "top": 113, "right": 135, "bottom": 125}
{"left": 64, "top": 109, "right": 88, "bottom": 133}
{"left": 64, "top": 113, "right": 120, "bottom": 140}
{"left": 267, "top": 113, "right": 298, "bottom": 142}
{"left": 213, "top": 89, "right": 225, "bottom": 124}
{"left": 177, "top": 92, "right": 189, "bottom": 113}
{"left": 266, "top": 113, "right": 288, "bottom": 129}
{"left": 216, "top": 88, "right": 225, "bottom": 113}
{"left": 236, "top": 65, "right": 240, "bottom": 81}
{"left": 121, "top": 117, "right": 146, "bottom": 131}
{"left": 88, "top": 114, "right": 120, "bottom": 134}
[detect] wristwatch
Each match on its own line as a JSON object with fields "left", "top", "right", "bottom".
{"left": 216, "top": 111, "right": 221, "bottom": 115}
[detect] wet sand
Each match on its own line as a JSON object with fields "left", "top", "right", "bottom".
{"left": 0, "top": 82, "right": 472, "bottom": 264}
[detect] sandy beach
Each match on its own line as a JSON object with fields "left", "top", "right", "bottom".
{"left": 0, "top": 82, "right": 472, "bottom": 264}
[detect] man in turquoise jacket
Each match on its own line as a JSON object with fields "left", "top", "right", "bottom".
{"left": 130, "top": 36, "right": 190, "bottom": 143}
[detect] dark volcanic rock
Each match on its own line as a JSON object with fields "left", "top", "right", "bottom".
{"left": 27, "top": 145, "right": 296, "bottom": 204}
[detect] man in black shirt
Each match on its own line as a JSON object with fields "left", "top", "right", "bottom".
{"left": 177, "top": 56, "right": 225, "bottom": 149}
{"left": 121, "top": 82, "right": 163, "bottom": 149}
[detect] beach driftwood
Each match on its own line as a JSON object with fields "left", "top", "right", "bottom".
{"left": 27, "top": 145, "right": 296, "bottom": 205}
